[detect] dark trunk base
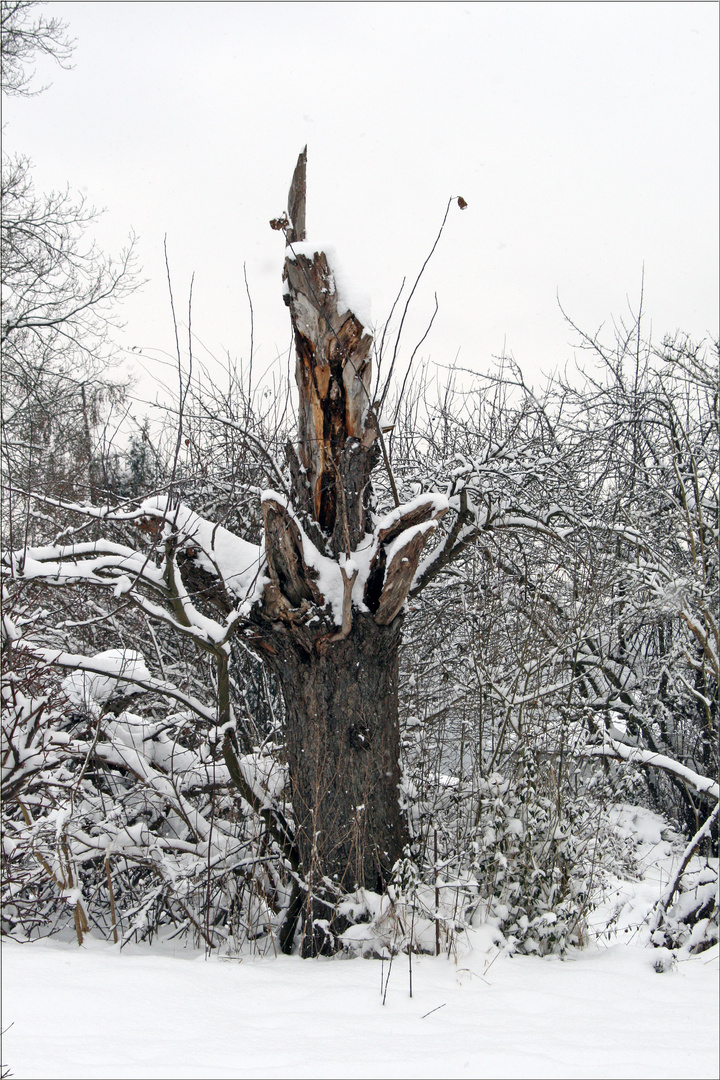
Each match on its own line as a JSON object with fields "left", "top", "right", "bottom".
{"left": 262, "top": 611, "right": 408, "bottom": 953}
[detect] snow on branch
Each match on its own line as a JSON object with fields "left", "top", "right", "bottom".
{"left": 3, "top": 494, "right": 268, "bottom": 646}
{"left": 15, "top": 645, "right": 219, "bottom": 725}
{"left": 586, "top": 733, "right": 719, "bottom": 802}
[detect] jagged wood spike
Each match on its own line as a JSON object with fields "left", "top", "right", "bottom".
{"left": 287, "top": 145, "right": 307, "bottom": 244}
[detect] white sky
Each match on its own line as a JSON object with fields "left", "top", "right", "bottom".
{"left": 4, "top": 1, "right": 718, "bottom": 411}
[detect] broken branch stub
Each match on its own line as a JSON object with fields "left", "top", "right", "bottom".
{"left": 364, "top": 496, "right": 448, "bottom": 619}
{"left": 262, "top": 498, "right": 323, "bottom": 610}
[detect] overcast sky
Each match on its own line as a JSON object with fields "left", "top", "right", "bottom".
{"left": 5, "top": 1, "right": 718, "bottom": 411}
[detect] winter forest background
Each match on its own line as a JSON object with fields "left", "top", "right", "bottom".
{"left": 1, "top": 4, "right": 718, "bottom": 1077}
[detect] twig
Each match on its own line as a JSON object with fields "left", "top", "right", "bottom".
{"left": 382, "top": 950, "right": 394, "bottom": 1005}
{"left": 105, "top": 852, "right": 119, "bottom": 944}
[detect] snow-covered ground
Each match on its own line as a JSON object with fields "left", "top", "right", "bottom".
{"left": 2, "top": 934, "right": 717, "bottom": 1079}
{"left": 3, "top": 804, "right": 718, "bottom": 1080}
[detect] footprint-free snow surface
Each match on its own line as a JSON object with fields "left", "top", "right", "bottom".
{"left": 2, "top": 933, "right": 717, "bottom": 1079}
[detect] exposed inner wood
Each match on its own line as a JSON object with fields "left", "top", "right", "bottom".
{"left": 262, "top": 498, "right": 323, "bottom": 609}
{"left": 364, "top": 497, "right": 447, "bottom": 614}
{"left": 284, "top": 249, "right": 375, "bottom": 553}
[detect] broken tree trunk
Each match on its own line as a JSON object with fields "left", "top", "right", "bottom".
{"left": 282, "top": 154, "right": 378, "bottom": 556}
{"left": 249, "top": 149, "right": 446, "bottom": 954}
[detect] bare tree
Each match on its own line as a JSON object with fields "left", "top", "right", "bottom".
{"left": 1, "top": 4, "right": 138, "bottom": 539}
{"left": 1, "top": 0, "right": 73, "bottom": 97}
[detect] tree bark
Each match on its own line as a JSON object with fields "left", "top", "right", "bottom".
{"left": 255, "top": 610, "right": 406, "bottom": 953}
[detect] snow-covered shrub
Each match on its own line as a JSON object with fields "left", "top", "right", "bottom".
{"left": 1, "top": 641, "right": 295, "bottom": 952}
{"left": 470, "top": 766, "right": 587, "bottom": 955}
{"left": 466, "top": 750, "right": 651, "bottom": 955}
{"left": 648, "top": 802, "right": 719, "bottom": 958}
{"left": 336, "top": 848, "right": 466, "bottom": 959}
{"left": 652, "top": 862, "right": 719, "bottom": 956}
{"left": 1, "top": 655, "right": 87, "bottom": 940}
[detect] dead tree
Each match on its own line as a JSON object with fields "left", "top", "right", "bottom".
{"left": 251, "top": 149, "right": 447, "bottom": 952}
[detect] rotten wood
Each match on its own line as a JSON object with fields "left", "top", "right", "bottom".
{"left": 262, "top": 497, "right": 324, "bottom": 609}
{"left": 282, "top": 148, "right": 378, "bottom": 558}
{"left": 284, "top": 249, "right": 375, "bottom": 549}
